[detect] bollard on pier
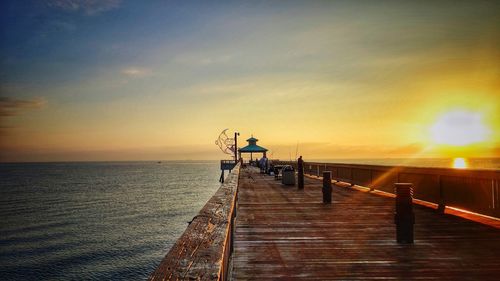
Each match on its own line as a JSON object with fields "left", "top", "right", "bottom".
{"left": 394, "top": 183, "right": 415, "bottom": 244}
{"left": 297, "top": 156, "right": 304, "bottom": 190}
{"left": 322, "top": 171, "right": 332, "bottom": 204}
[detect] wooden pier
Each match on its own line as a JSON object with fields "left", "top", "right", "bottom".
{"left": 150, "top": 163, "right": 500, "bottom": 280}
{"left": 233, "top": 167, "right": 500, "bottom": 280}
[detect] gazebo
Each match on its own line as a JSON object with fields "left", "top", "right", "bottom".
{"left": 238, "top": 136, "right": 268, "bottom": 162}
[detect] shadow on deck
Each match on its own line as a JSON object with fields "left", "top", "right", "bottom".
{"left": 232, "top": 167, "right": 500, "bottom": 280}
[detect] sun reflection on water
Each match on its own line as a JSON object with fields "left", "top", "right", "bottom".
{"left": 452, "top": 157, "right": 467, "bottom": 169}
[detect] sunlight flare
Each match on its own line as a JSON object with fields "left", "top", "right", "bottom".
{"left": 452, "top": 157, "right": 467, "bottom": 169}
{"left": 430, "top": 110, "right": 490, "bottom": 146}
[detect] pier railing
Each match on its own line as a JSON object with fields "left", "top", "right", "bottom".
{"left": 300, "top": 162, "right": 500, "bottom": 218}
{"left": 148, "top": 162, "right": 240, "bottom": 281}
{"left": 220, "top": 159, "right": 237, "bottom": 170}
{"left": 270, "top": 160, "right": 298, "bottom": 169}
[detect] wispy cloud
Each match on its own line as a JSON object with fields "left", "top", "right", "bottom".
{"left": 47, "top": 0, "right": 122, "bottom": 15}
{"left": 120, "top": 67, "right": 152, "bottom": 78}
{"left": 0, "top": 97, "right": 47, "bottom": 117}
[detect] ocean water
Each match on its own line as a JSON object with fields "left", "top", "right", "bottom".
{"left": 0, "top": 161, "right": 221, "bottom": 280}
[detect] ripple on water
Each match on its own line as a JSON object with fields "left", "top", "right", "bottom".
{"left": 0, "top": 161, "right": 221, "bottom": 280}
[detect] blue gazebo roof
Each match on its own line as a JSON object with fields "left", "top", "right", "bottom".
{"left": 238, "top": 135, "right": 268, "bottom": 153}
{"left": 239, "top": 144, "right": 268, "bottom": 153}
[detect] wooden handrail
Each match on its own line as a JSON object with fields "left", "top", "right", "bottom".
{"left": 302, "top": 161, "right": 499, "bottom": 218}
{"left": 148, "top": 162, "right": 241, "bottom": 280}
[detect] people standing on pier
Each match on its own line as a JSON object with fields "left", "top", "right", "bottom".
{"left": 259, "top": 156, "right": 268, "bottom": 174}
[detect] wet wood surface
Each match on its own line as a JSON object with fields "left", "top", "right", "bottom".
{"left": 232, "top": 167, "right": 500, "bottom": 280}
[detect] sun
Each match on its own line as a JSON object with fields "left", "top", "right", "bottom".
{"left": 430, "top": 110, "right": 490, "bottom": 146}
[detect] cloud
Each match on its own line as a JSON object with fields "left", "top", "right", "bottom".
{"left": 120, "top": 67, "right": 152, "bottom": 78}
{"left": 0, "top": 97, "right": 47, "bottom": 117}
{"left": 47, "top": 0, "right": 121, "bottom": 15}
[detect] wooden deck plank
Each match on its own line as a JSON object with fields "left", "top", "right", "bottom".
{"left": 232, "top": 167, "right": 500, "bottom": 280}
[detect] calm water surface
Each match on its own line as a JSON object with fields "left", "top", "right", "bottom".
{"left": 0, "top": 161, "right": 221, "bottom": 280}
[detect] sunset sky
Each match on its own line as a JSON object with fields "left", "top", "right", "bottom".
{"left": 1, "top": 1, "right": 499, "bottom": 162}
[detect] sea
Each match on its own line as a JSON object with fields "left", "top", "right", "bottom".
{"left": 0, "top": 161, "right": 221, "bottom": 280}
{"left": 0, "top": 158, "right": 498, "bottom": 280}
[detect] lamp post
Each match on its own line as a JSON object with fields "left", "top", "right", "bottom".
{"left": 234, "top": 132, "right": 239, "bottom": 162}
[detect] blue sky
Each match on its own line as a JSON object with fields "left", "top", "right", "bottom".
{"left": 1, "top": 1, "right": 499, "bottom": 161}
